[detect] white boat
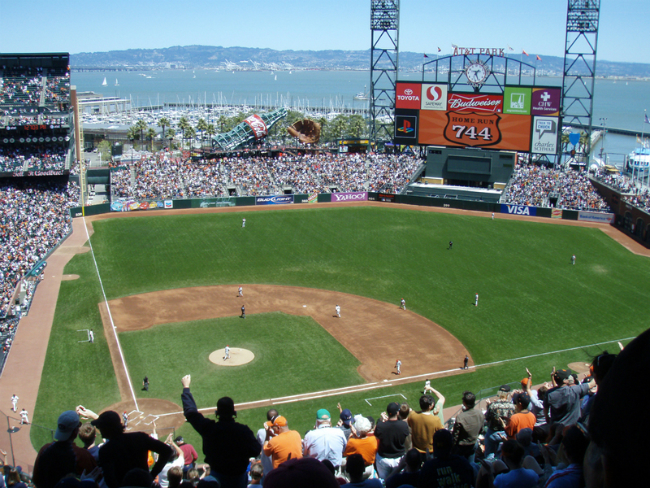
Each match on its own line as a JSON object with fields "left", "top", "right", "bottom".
{"left": 115, "top": 79, "right": 119, "bottom": 86}
{"left": 626, "top": 147, "right": 650, "bottom": 177}
{"left": 354, "top": 85, "right": 369, "bottom": 100}
{"left": 102, "top": 77, "right": 107, "bottom": 86}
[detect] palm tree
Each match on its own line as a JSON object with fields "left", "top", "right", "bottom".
{"left": 178, "top": 117, "right": 190, "bottom": 145}
{"left": 135, "top": 119, "right": 148, "bottom": 150}
{"left": 348, "top": 114, "right": 366, "bottom": 139}
{"left": 184, "top": 126, "right": 196, "bottom": 150}
{"left": 146, "top": 128, "right": 156, "bottom": 152}
{"left": 166, "top": 128, "right": 176, "bottom": 149}
{"left": 206, "top": 123, "right": 216, "bottom": 147}
{"left": 196, "top": 118, "right": 208, "bottom": 147}
{"left": 127, "top": 126, "right": 140, "bottom": 148}
{"left": 157, "top": 117, "right": 170, "bottom": 148}
{"left": 331, "top": 115, "right": 347, "bottom": 141}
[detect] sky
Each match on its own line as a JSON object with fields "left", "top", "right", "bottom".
{"left": 0, "top": 0, "right": 648, "bottom": 64}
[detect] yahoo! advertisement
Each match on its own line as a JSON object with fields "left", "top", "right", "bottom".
{"left": 331, "top": 192, "right": 368, "bottom": 202}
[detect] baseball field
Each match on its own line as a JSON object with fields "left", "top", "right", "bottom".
{"left": 30, "top": 203, "right": 650, "bottom": 450}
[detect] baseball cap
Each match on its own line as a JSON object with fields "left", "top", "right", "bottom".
{"left": 513, "top": 392, "right": 531, "bottom": 406}
{"left": 316, "top": 409, "right": 331, "bottom": 421}
{"left": 91, "top": 410, "right": 122, "bottom": 430}
{"left": 499, "top": 385, "right": 511, "bottom": 392}
{"left": 521, "top": 377, "right": 531, "bottom": 386}
{"left": 174, "top": 436, "right": 184, "bottom": 443}
{"left": 55, "top": 410, "right": 81, "bottom": 441}
{"left": 386, "top": 402, "right": 400, "bottom": 415}
{"left": 555, "top": 369, "right": 572, "bottom": 382}
{"left": 271, "top": 415, "right": 287, "bottom": 427}
{"left": 340, "top": 409, "right": 352, "bottom": 426}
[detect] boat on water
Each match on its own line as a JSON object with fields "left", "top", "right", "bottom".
{"left": 115, "top": 79, "right": 119, "bottom": 86}
{"left": 102, "top": 77, "right": 107, "bottom": 86}
{"left": 625, "top": 147, "right": 650, "bottom": 177}
{"left": 354, "top": 85, "right": 369, "bottom": 100}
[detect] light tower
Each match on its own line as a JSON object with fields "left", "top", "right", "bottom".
{"left": 562, "top": 0, "right": 600, "bottom": 159}
{"left": 369, "top": 0, "right": 399, "bottom": 145}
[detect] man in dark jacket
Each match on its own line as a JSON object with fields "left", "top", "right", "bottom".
{"left": 181, "top": 374, "right": 261, "bottom": 488}
{"left": 91, "top": 410, "right": 172, "bottom": 488}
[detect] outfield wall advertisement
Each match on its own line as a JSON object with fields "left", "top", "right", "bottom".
{"left": 256, "top": 195, "right": 294, "bottom": 205}
{"left": 501, "top": 204, "right": 537, "bottom": 216}
{"left": 578, "top": 211, "right": 615, "bottom": 223}
{"left": 394, "top": 82, "right": 560, "bottom": 154}
{"left": 331, "top": 192, "right": 368, "bottom": 202}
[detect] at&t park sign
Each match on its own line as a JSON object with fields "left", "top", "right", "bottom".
{"left": 452, "top": 47, "right": 506, "bottom": 57}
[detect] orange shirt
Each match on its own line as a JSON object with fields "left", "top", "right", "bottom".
{"left": 262, "top": 430, "right": 303, "bottom": 469}
{"left": 343, "top": 435, "right": 378, "bottom": 465}
{"left": 505, "top": 411, "right": 536, "bottom": 439}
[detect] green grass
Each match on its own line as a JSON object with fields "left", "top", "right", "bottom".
{"left": 119, "top": 312, "right": 364, "bottom": 404}
{"left": 32, "top": 206, "right": 650, "bottom": 448}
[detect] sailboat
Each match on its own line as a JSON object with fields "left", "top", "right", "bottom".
{"left": 102, "top": 77, "right": 107, "bottom": 86}
{"left": 115, "top": 79, "right": 119, "bottom": 86}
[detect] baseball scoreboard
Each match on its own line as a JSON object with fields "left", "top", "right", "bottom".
{"left": 394, "top": 82, "right": 561, "bottom": 155}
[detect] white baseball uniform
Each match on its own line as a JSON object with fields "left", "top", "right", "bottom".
{"left": 238, "top": 286, "right": 243, "bottom": 297}
{"left": 242, "top": 218, "right": 246, "bottom": 228}
{"left": 20, "top": 409, "right": 29, "bottom": 424}
{"left": 396, "top": 360, "right": 402, "bottom": 375}
{"left": 401, "top": 299, "right": 406, "bottom": 310}
{"left": 475, "top": 294, "right": 479, "bottom": 306}
{"left": 11, "top": 395, "right": 18, "bottom": 412}
{"left": 335, "top": 305, "right": 341, "bottom": 318}
{"left": 224, "top": 346, "right": 230, "bottom": 360}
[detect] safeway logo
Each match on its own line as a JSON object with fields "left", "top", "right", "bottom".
{"left": 421, "top": 84, "right": 447, "bottom": 111}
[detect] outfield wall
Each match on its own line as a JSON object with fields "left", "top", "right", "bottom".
{"left": 69, "top": 192, "right": 609, "bottom": 225}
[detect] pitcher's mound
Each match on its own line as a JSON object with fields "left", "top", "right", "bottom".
{"left": 209, "top": 348, "right": 255, "bottom": 366}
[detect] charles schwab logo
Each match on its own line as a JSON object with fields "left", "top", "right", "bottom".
{"left": 332, "top": 192, "right": 368, "bottom": 202}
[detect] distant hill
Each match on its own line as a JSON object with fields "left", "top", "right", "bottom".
{"left": 70, "top": 45, "right": 650, "bottom": 78}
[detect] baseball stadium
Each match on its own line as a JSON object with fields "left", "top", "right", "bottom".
{"left": 1, "top": 3, "right": 650, "bottom": 487}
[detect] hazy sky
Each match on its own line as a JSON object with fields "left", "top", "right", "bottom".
{"left": 0, "top": 0, "right": 647, "bottom": 63}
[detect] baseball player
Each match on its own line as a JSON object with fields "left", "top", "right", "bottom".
{"left": 123, "top": 411, "right": 129, "bottom": 428}
{"left": 463, "top": 355, "right": 469, "bottom": 370}
{"left": 242, "top": 218, "right": 246, "bottom": 228}
{"left": 89, "top": 329, "right": 94, "bottom": 343}
{"left": 238, "top": 286, "right": 243, "bottom": 297}
{"left": 395, "top": 359, "right": 402, "bottom": 375}
{"left": 224, "top": 345, "right": 230, "bottom": 360}
{"left": 400, "top": 298, "right": 406, "bottom": 311}
{"left": 335, "top": 304, "right": 341, "bottom": 318}
{"left": 241, "top": 305, "right": 246, "bottom": 319}
{"left": 492, "top": 212, "right": 495, "bottom": 220}
{"left": 449, "top": 240, "right": 453, "bottom": 250}
{"left": 572, "top": 255, "right": 576, "bottom": 265}
{"left": 20, "top": 408, "right": 29, "bottom": 424}
{"left": 11, "top": 394, "right": 18, "bottom": 412}
{"left": 475, "top": 293, "right": 479, "bottom": 306}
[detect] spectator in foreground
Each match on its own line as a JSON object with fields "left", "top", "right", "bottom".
{"left": 484, "top": 385, "right": 515, "bottom": 459}
{"left": 477, "top": 439, "right": 539, "bottom": 488}
{"left": 407, "top": 394, "right": 444, "bottom": 461}
{"left": 385, "top": 449, "right": 422, "bottom": 488}
{"left": 342, "top": 415, "right": 377, "bottom": 476}
{"left": 78, "top": 423, "right": 100, "bottom": 462}
{"left": 263, "top": 457, "right": 339, "bottom": 488}
{"left": 32, "top": 410, "right": 97, "bottom": 488}
{"left": 91, "top": 410, "right": 172, "bottom": 488}
{"left": 545, "top": 369, "right": 595, "bottom": 425}
{"left": 419, "top": 429, "right": 474, "bottom": 488}
{"left": 452, "top": 391, "right": 483, "bottom": 461}
{"left": 174, "top": 436, "right": 198, "bottom": 476}
{"left": 181, "top": 374, "right": 260, "bottom": 488}
{"left": 262, "top": 415, "right": 303, "bottom": 470}
{"left": 585, "top": 328, "right": 650, "bottom": 487}
{"left": 255, "top": 409, "right": 278, "bottom": 479}
{"left": 302, "top": 409, "right": 347, "bottom": 469}
{"left": 342, "top": 454, "right": 382, "bottom": 488}
{"left": 374, "top": 402, "right": 410, "bottom": 480}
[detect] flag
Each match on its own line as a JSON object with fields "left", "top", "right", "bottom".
{"left": 438, "top": 47, "right": 441, "bottom": 52}
{"left": 424, "top": 54, "right": 429, "bottom": 58}
{"left": 536, "top": 55, "right": 542, "bottom": 61}
{"left": 645, "top": 113, "right": 650, "bottom": 124}
{"left": 523, "top": 50, "right": 529, "bottom": 56}
{"left": 452, "top": 44, "right": 458, "bottom": 49}
{"left": 508, "top": 45, "right": 514, "bottom": 51}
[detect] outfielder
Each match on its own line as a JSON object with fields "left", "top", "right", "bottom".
{"left": 335, "top": 305, "right": 341, "bottom": 318}
{"left": 572, "top": 255, "right": 576, "bottom": 265}
{"left": 475, "top": 293, "right": 479, "bottom": 306}
{"left": 242, "top": 218, "right": 246, "bottom": 228}
{"left": 238, "top": 286, "right": 243, "bottom": 297}
{"left": 11, "top": 394, "right": 18, "bottom": 412}
{"left": 400, "top": 298, "right": 406, "bottom": 311}
{"left": 241, "top": 305, "right": 246, "bottom": 319}
{"left": 395, "top": 359, "right": 402, "bottom": 375}
{"left": 224, "top": 345, "right": 230, "bottom": 360}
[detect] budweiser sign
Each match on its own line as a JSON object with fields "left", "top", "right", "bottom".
{"left": 244, "top": 114, "right": 268, "bottom": 139}
{"left": 447, "top": 93, "right": 503, "bottom": 114}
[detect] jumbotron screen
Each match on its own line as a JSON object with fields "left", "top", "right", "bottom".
{"left": 393, "top": 82, "right": 561, "bottom": 155}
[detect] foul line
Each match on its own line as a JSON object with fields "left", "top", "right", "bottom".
{"left": 156, "top": 335, "right": 632, "bottom": 417}
{"left": 83, "top": 217, "right": 139, "bottom": 411}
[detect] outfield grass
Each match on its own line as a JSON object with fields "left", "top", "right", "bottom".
{"left": 119, "top": 313, "right": 364, "bottom": 404}
{"left": 32, "top": 206, "right": 650, "bottom": 448}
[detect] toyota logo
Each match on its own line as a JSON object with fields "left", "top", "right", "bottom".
{"left": 404, "top": 89, "right": 413, "bottom": 95}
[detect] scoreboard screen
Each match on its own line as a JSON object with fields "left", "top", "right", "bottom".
{"left": 394, "top": 82, "right": 561, "bottom": 155}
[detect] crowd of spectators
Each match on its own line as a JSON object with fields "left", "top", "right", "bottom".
{"left": 503, "top": 162, "right": 611, "bottom": 212}
{"left": 111, "top": 152, "right": 423, "bottom": 200}
{"left": 24, "top": 335, "right": 647, "bottom": 488}
{"left": 0, "top": 147, "right": 67, "bottom": 173}
{"left": 0, "top": 180, "right": 79, "bottom": 319}
{"left": 0, "top": 71, "right": 70, "bottom": 108}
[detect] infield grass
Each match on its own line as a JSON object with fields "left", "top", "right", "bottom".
{"left": 33, "top": 205, "right": 650, "bottom": 448}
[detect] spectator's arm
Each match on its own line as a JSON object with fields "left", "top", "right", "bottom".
{"left": 524, "top": 368, "right": 533, "bottom": 395}
{"left": 181, "top": 375, "right": 212, "bottom": 435}
{"left": 148, "top": 437, "right": 174, "bottom": 479}
{"left": 76, "top": 405, "right": 99, "bottom": 420}
{"left": 425, "top": 385, "right": 445, "bottom": 409}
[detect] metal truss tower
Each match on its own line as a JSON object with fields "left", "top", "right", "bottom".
{"left": 562, "top": 0, "right": 600, "bottom": 159}
{"left": 369, "top": 0, "right": 399, "bottom": 144}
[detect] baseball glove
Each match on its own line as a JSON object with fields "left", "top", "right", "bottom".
{"left": 287, "top": 119, "right": 321, "bottom": 144}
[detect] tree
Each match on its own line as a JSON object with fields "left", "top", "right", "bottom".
{"left": 127, "top": 126, "right": 140, "bottom": 148}
{"left": 206, "top": 123, "right": 216, "bottom": 146}
{"left": 331, "top": 115, "right": 347, "bottom": 141}
{"left": 178, "top": 117, "right": 190, "bottom": 146}
{"left": 157, "top": 117, "right": 170, "bottom": 148}
{"left": 166, "top": 128, "right": 176, "bottom": 150}
{"left": 135, "top": 119, "right": 148, "bottom": 150}
{"left": 184, "top": 126, "right": 196, "bottom": 149}
{"left": 146, "top": 128, "right": 156, "bottom": 152}
{"left": 196, "top": 118, "right": 208, "bottom": 147}
{"left": 97, "top": 140, "right": 112, "bottom": 162}
{"left": 348, "top": 114, "right": 367, "bottom": 139}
